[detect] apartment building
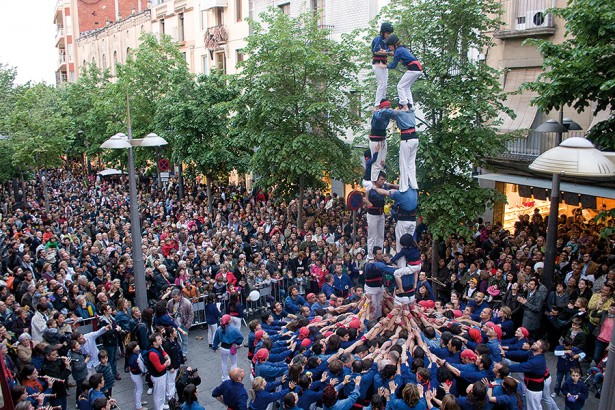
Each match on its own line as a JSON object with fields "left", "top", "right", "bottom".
{"left": 479, "top": 0, "right": 614, "bottom": 228}
{"left": 53, "top": 0, "right": 147, "bottom": 83}
{"left": 193, "top": 0, "right": 249, "bottom": 75}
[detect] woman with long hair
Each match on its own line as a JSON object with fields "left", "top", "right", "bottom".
{"left": 487, "top": 377, "right": 523, "bottom": 410}
{"left": 181, "top": 384, "right": 205, "bottom": 410}
{"left": 248, "top": 376, "right": 295, "bottom": 410}
{"left": 457, "top": 382, "right": 487, "bottom": 410}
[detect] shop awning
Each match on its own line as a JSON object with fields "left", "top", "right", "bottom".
{"left": 475, "top": 173, "right": 615, "bottom": 199}
{"left": 498, "top": 68, "right": 541, "bottom": 133}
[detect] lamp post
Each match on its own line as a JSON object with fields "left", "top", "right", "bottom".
{"left": 531, "top": 112, "right": 581, "bottom": 291}
{"left": 101, "top": 114, "right": 167, "bottom": 310}
{"left": 528, "top": 137, "right": 614, "bottom": 292}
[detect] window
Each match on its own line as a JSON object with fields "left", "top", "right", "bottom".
{"left": 236, "top": 0, "right": 242, "bottom": 22}
{"left": 178, "top": 13, "right": 185, "bottom": 42}
{"left": 181, "top": 52, "right": 187, "bottom": 62}
{"left": 278, "top": 2, "right": 290, "bottom": 14}
{"left": 102, "top": 54, "right": 107, "bottom": 69}
{"left": 236, "top": 49, "right": 244, "bottom": 63}
{"left": 216, "top": 8, "right": 224, "bottom": 26}
{"left": 215, "top": 52, "right": 226, "bottom": 73}
{"left": 160, "top": 18, "right": 165, "bottom": 35}
{"left": 113, "top": 51, "right": 118, "bottom": 72}
{"left": 202, "top": 55, "right": 208, "bottom": 73}
{"left": 200, "top": 10, "right": 207, "bottom": 30}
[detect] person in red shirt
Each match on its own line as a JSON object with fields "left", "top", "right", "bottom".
{"left": 147, "top": 333, "right": 171, "bottom": 410}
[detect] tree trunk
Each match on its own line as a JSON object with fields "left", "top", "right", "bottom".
{"left": 297, "top": 174, "right": 305, "bottom": 231}
{"left": 431, "top": 236, "right": 439, "bottom": 298}
{"left": 206, "top": 175, "right": 213, "bottom": 214}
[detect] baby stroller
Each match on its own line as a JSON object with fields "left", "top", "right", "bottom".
{"left": 584, "top": 353, "right": 607, "bottom": 398}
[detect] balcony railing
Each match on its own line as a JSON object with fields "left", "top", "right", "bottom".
{"left": 495, "top": 0, "right": 556, "bottom": 39}
{"left": 58, "top": 53, "right": 66, "bottom": 67}
{"left": 55, "top": 27, "right": 65, "bottom": 46}
{"left": 204, "top": 25, "right": 228, "bottom": 50}
{"left": 501, "top": 129, "right": 586, "bottom": 161}
{"left": 318, "top": 24, "right": 335, "bottom": 40}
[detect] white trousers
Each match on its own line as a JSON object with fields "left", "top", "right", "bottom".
{"left": 369, "top": 140, "right": 387, "bottom": 182}
{"left": 541, "top": 375, "right": 559, "bottom": 410}
{"left": 208, "top": 323, "right": 218, "bottom": 345}
{"left": 366, "top": 213, "right": 385, "bottom": 259}
{"left": 151, "top": 373, "right": 168, "bottom": 410}
{"left": 220, "top": 347, "right": 238, "bottom": 381}
{"left": 130, "top": 373, "right": 144, "bottom": 410}
{"left": 397, "top": 71, "right": 423, "bottom": 106}
{"left": 393, "top": 264, "right": 421, "bottom": 279}
{"left": 362, "top": 180, "right": 373, "bottom": 191}
{"left": 399, "top": 139, "right": 419, "bottom": 192}
{"left": 230, "top": 316, "right": 242, "bottom": 330}
{"left": 166, "top": 368, "right": 177, "bottom": 401}
{"left": 395, "top": 221, "right": 417, "bottom": 267}
{"left": 365, "top": 286, "right": 384, "bottom": 320}
{"left": 523, "top": 383, "right": 543, "bottom": 410}
{"left": 372, "top": 64, "right": 388, "bottom": 107}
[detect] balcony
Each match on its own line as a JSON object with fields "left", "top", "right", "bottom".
{"left": 318, "top": 24, "right": 335, "bottom": 40}
{"left": 204, "top": 25, "right": 228, "bottom": 50}
{"left": 55, "top": 27, "right": 65, "bottom": 47}
{"left": 498, "top": 129, "right": 586, "bottom": 162}
{"left": 55, "top": 70, "right": 68, "bottom": 85}
{"left": 201, "top": 0, "right": 227, "bottom": 10}
{"left": 57, "top": 52, "right": 67, "bottom": 69}
{"left": 494, "top": 0, "right": 556, "bottom": 39}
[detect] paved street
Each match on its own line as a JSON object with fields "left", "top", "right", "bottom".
{"left": 111, "top": 325, "right": 252, "bottom": 410}
{"left": 107, "top": 325, "right": 601, "bottom": 410}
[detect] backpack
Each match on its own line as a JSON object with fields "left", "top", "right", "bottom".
{"left": 137, "top": 349, "right": 152, "bottom": 375}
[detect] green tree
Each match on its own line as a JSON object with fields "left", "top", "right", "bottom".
{"left": 63, "top": 64, "right": 114, "bottom": 170}
{"left": 0, "top": 64, "right": 20, "bottom": 184}
{"left": 379, "top": 0, "right": 509, "bottom": 243}
{"left": 524, "top": 0, "right": 615, "bottom": 149}
{"left": 110, "top": 33, "right": 192, "bottom": 174}
{"left": 156, "top": 71, "right": 251, "bottom": 211}
{"left": 6, "top": 83, "right": 73, "bottom": 212}
{"left": 7, "top": 83, "right": 73, "bottom": 170}
{"left": 235, "top": 9, "right": 362, "bottom": 228}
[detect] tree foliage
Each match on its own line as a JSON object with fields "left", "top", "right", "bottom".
{"left": 379, "top": 0, "right": 510, "bottom": 239}
{"left": 524, "top": 0, "right": 615, "bottom": 149}
{"left": 234, "top": 9, "right": 362, "bottom": 219}
{"left": 6, "top": 83, "right": 73, "bottom": 170}
{"left": 156, "top": 71, "right": 251, "bottom": 208}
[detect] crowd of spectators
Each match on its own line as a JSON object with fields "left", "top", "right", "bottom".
{"left": 0, "top": 168, "right": 613, "bottom": 410}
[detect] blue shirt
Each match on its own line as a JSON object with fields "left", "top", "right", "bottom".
{"left": 284, "top": 295, "right": 307, "bottom": 314}
{"left": 370, "top": 109, "right": 396, "bottom": 135}
{"left": 387, "top": 46, "right": 420, "bottom": 70}
{"left": 363, "top": 151, "right": 379, "bottom": 181}
{"left": 371, "top": 35, "right": 387, "bottom": 56}
{"left": 212, "top": 325, "right": 244, "bottom": 350}
{"left": 390, "top": 189, "right": 418, "bottom": 212}
{"left": 333, "top": 273, "right": 353, "bottom": 296}
{"left": 212, "top": 379, "right": 248, "bottom": 410}
{"left": 395, "top": 110, "right": 416, "bottom": 131}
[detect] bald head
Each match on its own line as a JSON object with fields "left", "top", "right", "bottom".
{"left": 229, "top": 367, "right": 245, "bottom": 382}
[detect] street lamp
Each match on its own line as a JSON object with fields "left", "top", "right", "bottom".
{"left": 528, "top": 137, "right": 615, "bottom": 291}
{"left": 101, "top": 126, "right": 167, "bottom": 310}
{"left": 531, "top": 111, "right": 581, "bottom": 292}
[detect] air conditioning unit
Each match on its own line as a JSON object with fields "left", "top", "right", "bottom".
{"left": 526, "top": 10, "right": 552, "bottom": 29}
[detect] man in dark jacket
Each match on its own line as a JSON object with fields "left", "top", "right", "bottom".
{"left": 212, "top": 367, "right": 248, "bottom": 410}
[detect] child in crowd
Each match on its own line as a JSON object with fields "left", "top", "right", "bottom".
{"left": 95, "top": 350, "right": 114, "bottom": 397}
{"left": 553, "top": 336, "right": 586, "bottom": 397}
{"left": 561, "top": 367, "right": 588, "bottom": 410}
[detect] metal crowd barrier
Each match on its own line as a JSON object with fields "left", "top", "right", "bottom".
{"left": 188, "top": 280, "right": 288, "bottom": 328}
{"left": 74, "top": 316, "right": 99, "bottom": 334}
